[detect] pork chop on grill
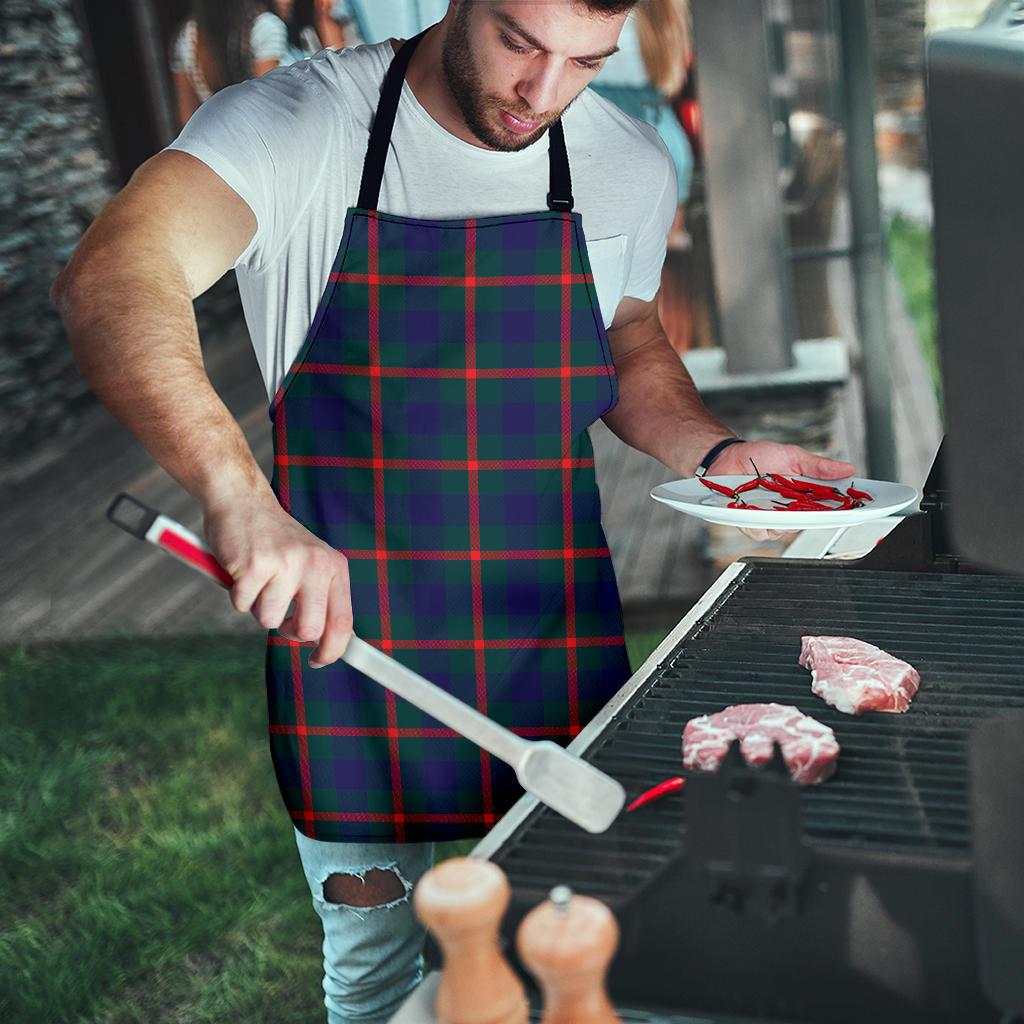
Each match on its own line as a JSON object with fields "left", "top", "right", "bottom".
{"left": 799, "top": 635, "right": 920, "bottom": 716}
{"left": 682, "top": 703, "right": 839, "bottom": 785}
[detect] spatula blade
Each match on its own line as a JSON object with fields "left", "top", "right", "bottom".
{"left": 517, "top": 741, "right": 625, "bottom": 834}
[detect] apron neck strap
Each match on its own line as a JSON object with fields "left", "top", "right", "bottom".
{"left": 546, "top": 119, "right": 573, "bottom": 213}
{"left": 357, "top": 28, "right": 574, "bottom": 214}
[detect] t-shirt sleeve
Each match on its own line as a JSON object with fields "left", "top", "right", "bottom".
{"left": 251, "top": 11, "right": 289, "bottom": 63}
{"left": 623, "top": 137, "right": 678, "bottom": 302}
{"left": 164, "top": 64, "right": 338, "bottom": 273}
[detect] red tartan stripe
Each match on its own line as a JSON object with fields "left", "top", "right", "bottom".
{"left": 269, "top": 634, "right": 624, "bottom": 650}
{"left": 275, "top": 404, "right": 317, "bottom": 832}
{"left": 290, "top": 641, "right": 316, "bottom": 833}
{"left": 463, "top": 220, "right": 494, "bottom": 819}
{"left": 270, "top": 724, "right": 575, "bottom": 739}
{"left": 294, "top": 363, "right": 613, "bottom": 379}
{"left": 367, "top": 206, "right": 405, "bottom": 839}
{"left": 329, "top": 272, "right": 592, "bottom": 287}
{"left": 560, "top": 215, "right": 580, "bottom": 731}
{"left": 292, "top": 810, "right": 498, "bottom": 824}
{"left": 343, "top": 546, "right": 611, "bottom": 560}
{"left": 274, "top": 455, "right": 594, "bottom": 470}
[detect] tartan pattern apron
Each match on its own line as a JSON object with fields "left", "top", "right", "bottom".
{"left": 265, "top": 29, "right": 631, "bottom": 842}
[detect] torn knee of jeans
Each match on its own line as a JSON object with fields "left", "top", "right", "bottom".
{"left": 320, "top": 866, "right": 411, "bottom": 913}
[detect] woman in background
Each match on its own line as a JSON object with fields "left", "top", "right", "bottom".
{"left": 591, "top": 0, "right": 694, "bottom": 209}
{"left": 591, "top": 0, "right": 695, "bottom": 350}
{"left": 170, "top": 0, "right": 289, "bottom": 129}
{"left": 275, "top": 0, "right": 350, "bottom": 64}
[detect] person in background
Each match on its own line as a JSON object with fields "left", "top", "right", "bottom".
{"left": 591, "top": 0, "right": 693, "bottom": 218}
{"left": 335, "top": 0, "right": 449, "bottom": 45}
{"left": 275, "top": 0, "right": 351, "bottom": 64}
{"left": 591, "top": 0, "right": 693, "bottom": 348}
{"left": 170, "top": 0, "right": 290, "bottom": 128}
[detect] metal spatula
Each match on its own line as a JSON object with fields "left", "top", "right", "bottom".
{"left": 106, "top": 492, "right": 626, "bottom": 834}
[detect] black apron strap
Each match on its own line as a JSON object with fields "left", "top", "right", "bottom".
{"left": 357, "top": 28, "right": 429, "bottom": 210}
{"left": 546, "top": 118, "right": 574, "bottom": 213}
{"left": 357, "top": 28, "right": 574, "bottom": 214}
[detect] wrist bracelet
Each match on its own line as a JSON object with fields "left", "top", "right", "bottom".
{"left": 694, "top": 437, "right": 745, "bottom": 478}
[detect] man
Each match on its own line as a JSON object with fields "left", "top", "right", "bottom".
{"left": 52, "top": 2, "right": 855, "bottom": 1020}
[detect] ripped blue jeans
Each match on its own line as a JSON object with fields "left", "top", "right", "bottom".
{"left": 293, "top": 826, "right": 436, "bottom": 1024}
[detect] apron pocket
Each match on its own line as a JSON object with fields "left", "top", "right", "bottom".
{"left": 584, "top": 234, "right": 628, "bottom": 330}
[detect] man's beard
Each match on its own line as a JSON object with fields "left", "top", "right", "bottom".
{"left": 441, "top": 5, "right": 567, "bottom": 151}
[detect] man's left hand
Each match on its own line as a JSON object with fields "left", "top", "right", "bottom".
{"left": 707, "top": 440, "right": 857, "bottom": 542}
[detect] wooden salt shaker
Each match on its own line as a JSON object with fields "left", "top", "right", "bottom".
{"left": 516, "top": 885, "right": 621, "bottom": 1024}
{"left": 413, "top": 857, "right": 528, "bottom": 1024}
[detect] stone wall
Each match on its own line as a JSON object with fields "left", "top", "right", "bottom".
{"left": 0, "top": 0, "right": 115, "bottom": 465}
{"left": 0, "top": 0, "right": 245, "bottom": 468}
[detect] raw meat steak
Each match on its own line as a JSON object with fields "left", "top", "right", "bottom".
{"left": 682, "top": 703, "right": 839, "bottom": 785}
{"left": 799, "top": 636, "right": 920, "bottom": 716}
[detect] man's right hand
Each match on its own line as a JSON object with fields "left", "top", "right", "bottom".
{"left": 203, "top": 492, "right": 353, "bottom": 668}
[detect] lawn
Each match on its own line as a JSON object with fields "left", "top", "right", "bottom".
{"left": 0, "top": 631, "right": 665, "bottom": 1023}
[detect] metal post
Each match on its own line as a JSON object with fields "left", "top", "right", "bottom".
{"left": 836, "top": 0, "right": 898, "bottom": 480}
{"left": 690, "top": 0, "right": 795, "bottom": 374}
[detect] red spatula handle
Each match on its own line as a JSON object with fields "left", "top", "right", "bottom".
{"left": 106, "top": 492, "right": 234, "bottom": 589}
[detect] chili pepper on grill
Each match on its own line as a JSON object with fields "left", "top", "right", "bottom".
{"left": 625, "top": 776, "right": 686, "bottom": 813}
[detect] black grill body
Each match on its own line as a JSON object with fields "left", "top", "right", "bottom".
{"left": 485, "top": 560, "right": 1024, "bottom": 1023}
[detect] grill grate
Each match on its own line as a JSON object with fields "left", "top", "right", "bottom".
{"left": 492, "top": 563, "right": 1024, "bottom": 899}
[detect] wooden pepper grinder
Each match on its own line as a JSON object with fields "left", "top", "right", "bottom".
{"left": 413, "top": 857, "right": 528, "bottom": 1024}
{"left": 516, "top": 885, "right": 621, "bottom": 1024}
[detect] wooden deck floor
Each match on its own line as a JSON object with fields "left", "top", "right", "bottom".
{"left": 2, "top": 236, "right": 941, "bottom": 645}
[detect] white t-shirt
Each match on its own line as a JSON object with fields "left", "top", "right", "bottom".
{"left": 166, "top": 39, "right": 676, "bottom": 403}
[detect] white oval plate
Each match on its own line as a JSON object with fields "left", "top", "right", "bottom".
{"left": 650, "top": 476, "right": 921, "bottom": 530}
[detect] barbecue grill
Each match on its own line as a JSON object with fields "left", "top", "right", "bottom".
{"left": 470, "top": 447, "right": 1024, "bottom": 1022}
{"left": 396, "top": 8, "right": 1024, "bottom": 1022}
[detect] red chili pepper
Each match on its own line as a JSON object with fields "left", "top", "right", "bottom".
{"left": 779, "top": 498, "right": 833, "bottom": 511}
{"left": 735, "top": 478, "right": 762, "bottom": 494}
{"left": 763, "top": 481, "right": 821, "bottom": 501}
{"left": 699, "top": 477, "right": 737, "bottom": 498}
{"left": 776, "top": 474, "right": 844, "bottom": 498}
{"left": 847, "top": 485, "right": 873, "bottom": 502}
{"left": 626, "top": 776, "right": 686, "bottom": 812}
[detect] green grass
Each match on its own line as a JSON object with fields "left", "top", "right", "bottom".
{"left": 0, "top": 636, "right": 325, "bottom": 1024}
{"left": 886, "top": 215, "right": 942, "bottom": 413}
{"left": 1, "top": 628, "right": 668, "bottom": 1022}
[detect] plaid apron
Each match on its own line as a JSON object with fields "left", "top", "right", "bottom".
{"left": 265, "top": 30, "right": 631, "bottom": 842}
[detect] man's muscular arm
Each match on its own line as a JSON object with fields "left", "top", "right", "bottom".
{"left": 602, "top": 294, "right": 734, "bottom": 476}
{"left": 51, "top": 150, "right": 352, "bottom": 665}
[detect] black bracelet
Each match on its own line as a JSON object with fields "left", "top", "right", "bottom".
{"left": 694, "top": 437, "right": 745, "bottom": 478}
